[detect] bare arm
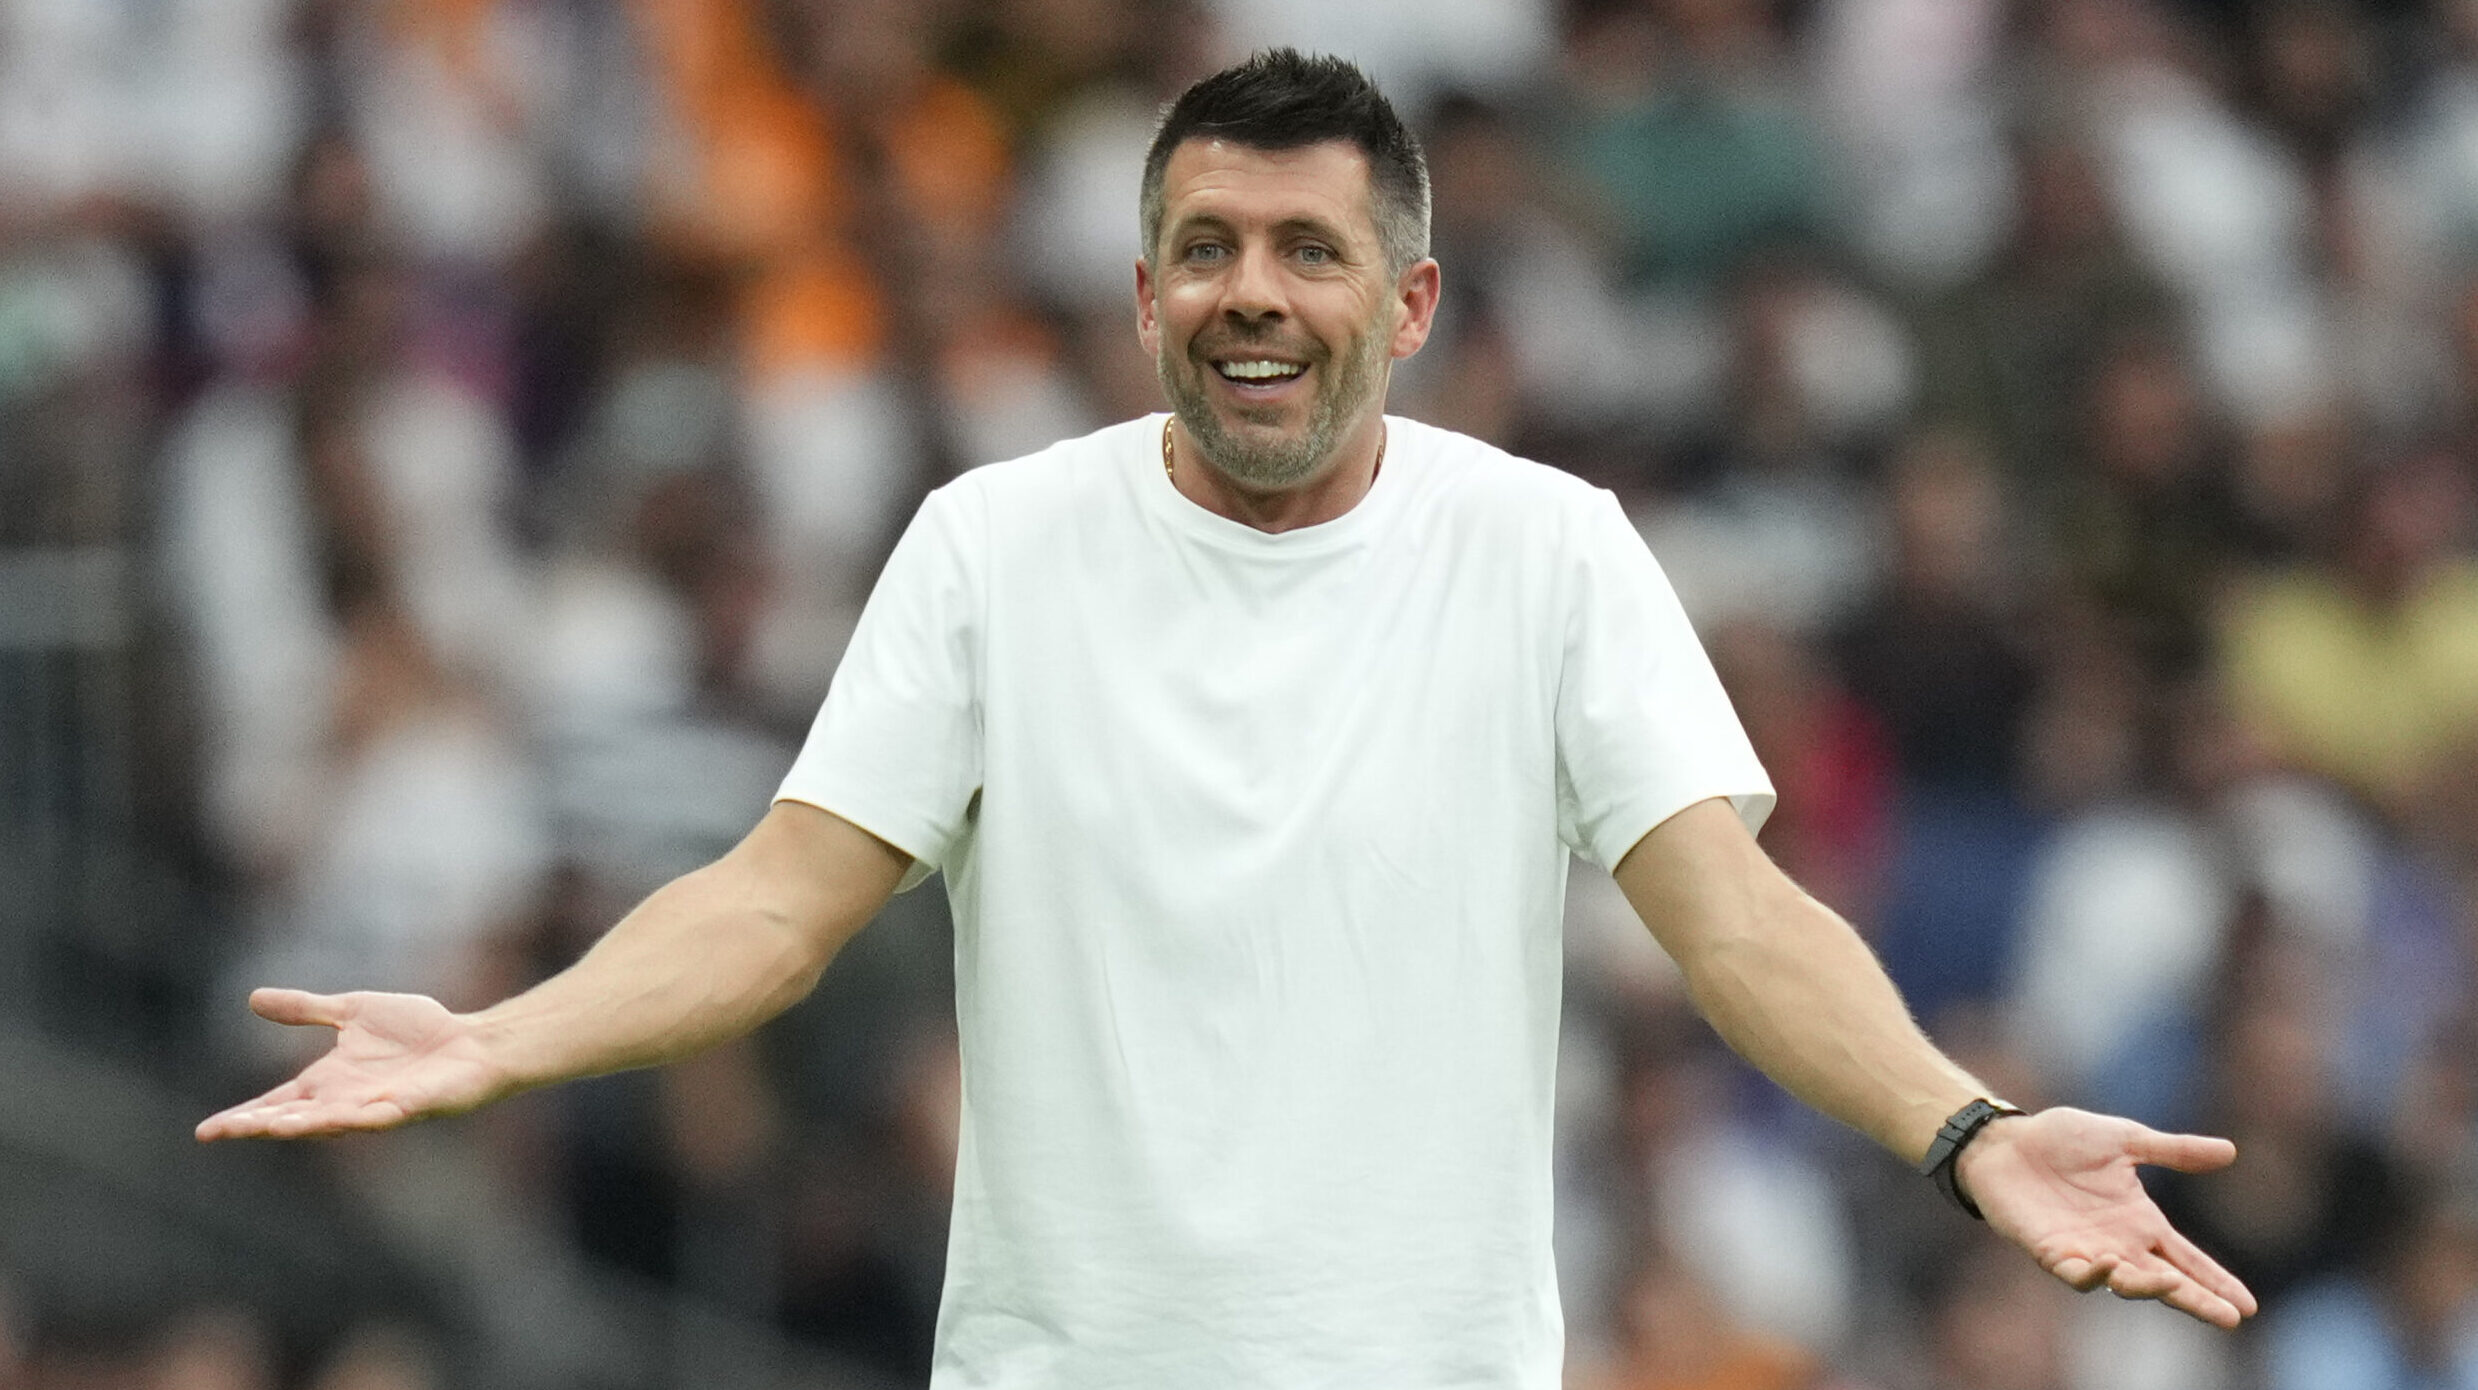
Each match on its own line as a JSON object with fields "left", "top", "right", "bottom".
{"left": 1614, "top": 798, "right": 1981, "bottom": 1158}
{"left": 197, "top": 801, "right": 910, "bottom": 1141}
{"left": 1614, "top": 797, "right": 2257, "bottom": 1328}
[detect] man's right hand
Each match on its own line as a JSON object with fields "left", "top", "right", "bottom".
{"left": 196, "top": 805, "right": 912, "bottom": 1145}
{"left": 195, "top": 989, "right": 504, "bottom": 1141}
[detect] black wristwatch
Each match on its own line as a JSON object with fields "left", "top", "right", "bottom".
{"left": 1918, "top": 1097, "right": 2026, "bottom": 1220}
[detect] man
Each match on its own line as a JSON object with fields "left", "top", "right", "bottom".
{"left": 201, "top": 50, "right": 2257, "bottom": 1387}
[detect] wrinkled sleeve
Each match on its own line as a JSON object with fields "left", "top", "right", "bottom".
{"left": 1553, "top": 489, "right": 1775, "bottom": 870}
{"left": 776, "top": 483, "right": 983, "bottom": 892}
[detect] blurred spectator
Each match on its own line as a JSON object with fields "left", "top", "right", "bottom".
{"left": 2226, "top": 405, "right": 2355, "bottom": 565}
{"left": 1919, "top": 1242, "right": 2073, "bottom": 1390}
{"left": 1549, "top": 0, "right": 1827, "bottom": 293}
{"left": 342, "top": 0, "right": 561, "bottom": 264}
{"left": 1807, "top": 0, "right": 2013, "bottom": 289}
{"left": 1638, "top": 256, "right": 1907, "bottom": 634}
{"left": 778, "top": 1022, "right": 960, "bottom": 1381}
{"left": 0, "top": 0, "right": 304, "bottom": 229}
{"left": 1706, "top": 622, "right": 1894, "bottom": 927}
{"left": 2053, "top": 329, "right": 2239, "bottom": 673}
{"left": 140, "top": 1306, "right": 277, "bottom": 1390}
{"left": 1203, "top": 0, "right": 1553, "bottom": 119}
{"left": 2041, "top": 0, "right": 2336, "bottom": 428}
{"left": 2152, "top": 910, "right": 2412, "bottom": 1307}
{"left": 1907, "top": 128, "right": 2181, "bottom": 497}
{"left": 1569, "top": 1250, "right": 1820, "bottom": 1390}
{"left": 1835, "top": 428, "right": 2034, "bottom": 796}
{"left": 1596, "top": 1005, "right": 1857, "bottom": 1362}
{"left": 2063, "top": 1289, "right": 2236, "bottom": 1390}
{"left": 2218, "top": 448, "right": 2478, "bottom": 813}
{"left": 2260, "top": 1162, "right": 2478, "bottom": 1390}
{"left": 242, "top": 584, "right": 550, "bottom": 1007}
{"left": 2006, "top": 653, "right": 2233, "bottom": 1118}
{"left": 308, "top": 1322, "right": 448, "bottom": 1390}
{"left": 2396, "top": 1011, "right": 2478, "bottom": 1181}
{"left": 1833, "top": 428, "right": 2042, "bottom": 1019}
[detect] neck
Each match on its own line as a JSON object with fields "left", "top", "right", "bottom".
{"left": 1166, "top": 415, "right": 1388, "bottom": 534}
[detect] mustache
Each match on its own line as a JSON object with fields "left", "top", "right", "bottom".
{"left": 1190, "top": 328, "right": 1323, "bottom": 362}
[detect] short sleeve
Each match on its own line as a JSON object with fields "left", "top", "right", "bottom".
{"left": 1554, "top": 490, "right": 1775, "bottom": 869}
{"left": 776, "top": 484, "right": 984, "bottom": 891}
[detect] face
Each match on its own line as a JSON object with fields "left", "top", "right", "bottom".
{"left": 1137, "top": 139, "right": 1438, "bottom": 489}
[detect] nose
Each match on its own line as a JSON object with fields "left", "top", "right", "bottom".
{"left": 1219, "top": 243, "right": 1287, "bottom": 324}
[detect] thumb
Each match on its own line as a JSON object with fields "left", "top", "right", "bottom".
{"left": 248, "top": 988, "right": 353, "bottom": 1028}
{"left": 2129, "top": 1126, "right": 2238, "bottom": 1174}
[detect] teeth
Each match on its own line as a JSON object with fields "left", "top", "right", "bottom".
{"left": 1217, "top": 360, "right": 1304, "bottom": 381}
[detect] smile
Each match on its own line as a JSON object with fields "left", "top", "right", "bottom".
{"left": 1213, "top": 359, "right": 1306, "bottom": 383}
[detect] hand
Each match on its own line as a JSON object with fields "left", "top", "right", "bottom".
{"left": 1956, "top": 1106, "right": 2259, "bottom": 1328}
{"left": 195, "top": 989, "right": 504, "bottom": 1142}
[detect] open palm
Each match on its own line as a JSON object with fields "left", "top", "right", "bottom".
{"left": 1962, "top": 1106, "right": 2259, "bottom": 1328}
{"left": 195, "top": 989, "right": 503, "bottom": 1142}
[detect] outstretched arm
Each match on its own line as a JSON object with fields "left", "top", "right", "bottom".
{"left": 1613, "top": 797, "right": 2257, "bottom": 1329}
{"left": 196, "top": 801, "right": 910, "bottom": 1141}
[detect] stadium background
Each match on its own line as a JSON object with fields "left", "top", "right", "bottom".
{"left": 3, "top": 0, "right": 2476, "bottom": 1385}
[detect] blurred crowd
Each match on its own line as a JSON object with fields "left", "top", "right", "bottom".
{"left": 3, "top": 0, "right": 2478, "bottom": 1385}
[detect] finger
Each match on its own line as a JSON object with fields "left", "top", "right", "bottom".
{"left": 200, "top": 1093, "right": 409, "bottom": 1141}
{"left": 248, "top": 988, "right": 354, "bottom": 1028}
{"left": 2104, "top": 1258, "right": 2181, "bottom": 1301}
{"left": 2151, "top": 1270, "right": 2246, "bottom": 1329}
{"left": 256, "top": 1098, "right": 410, "bottom": 1138}
{"left": 2126, "top": 1128, "right": 2238, "bottom": 1174}
{"left": 198, "top": 1102, "right": 300, "bottom": 1142}
{"left": 197, "top": 1110, "right": 253, "bottom": 1142}
{"left": 2161, "top": 1227, "right": 2259, "bottom": 1320}
{"left": 2048, "top": 1255, "right": 2113, "bottom": 1293}
{"left": 197, "top": 1091, "right": 327, "bottom": 1141}
{"left": 2101, "top": 1249, "right": 2248, "bottom": 1329}
{"left": 195, "top": 1071, "right": 319, "bottom": 1137}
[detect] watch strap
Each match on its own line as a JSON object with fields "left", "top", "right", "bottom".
{"left": 1917, "top": 1097, "right": 2026, "bottom": 1220}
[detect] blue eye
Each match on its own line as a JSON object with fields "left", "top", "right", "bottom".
{"left": 1297, "top": 245, "right": 1334, "bottom": 264}
{"left": 1187, "top": 242, "right": 1229, "bottom": 263}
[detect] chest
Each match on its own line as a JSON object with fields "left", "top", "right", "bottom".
{"left": 975, "top": 509, "right": 1565, "bottom": 841}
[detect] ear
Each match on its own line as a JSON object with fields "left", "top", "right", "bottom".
{"left": 1388, "top": 259, "right": 1442, "bottom": 360}
{"left": 1135, "top": 257, "right": 1160, "bottom": 357}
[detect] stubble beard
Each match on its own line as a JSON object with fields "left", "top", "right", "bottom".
{"left": 1160, "top": 320, "right": 1387, "bottom": 490}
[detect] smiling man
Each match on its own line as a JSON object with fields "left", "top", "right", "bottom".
{"left": 1139, "top": 124, "right": 1426, "bottom": 514}
{"left": 200, "top": 50, "right": 2255, "bottom": 1388}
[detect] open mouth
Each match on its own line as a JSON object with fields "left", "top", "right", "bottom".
{"left": 1212, "top": 358, "right": 1307, "bottom": 386}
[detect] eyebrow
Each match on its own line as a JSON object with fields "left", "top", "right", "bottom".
{"left": 1169, "top": 211, "right": 1360, "bottom": 249}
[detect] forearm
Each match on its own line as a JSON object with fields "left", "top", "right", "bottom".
{"left": 1616, "top": 800, "right": 1986, "bottom": 1163}
{"left": 464, "top": 870, "right": 823, "bottom": 1094}
{"left": 1612, "top": 803, "right": 2259, "bottom": 1329}
{"left": 1674, "top": 879, "right": 1983, "bottom": 1162}
{"left": 465, "top": 802, "right": 908, "bottom": 1099}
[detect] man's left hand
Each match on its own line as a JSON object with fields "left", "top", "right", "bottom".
{"left": 1956, "top": 1106, "right": 2259, "bottom": 1328}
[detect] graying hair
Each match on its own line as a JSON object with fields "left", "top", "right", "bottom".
{"left": 1138, "top": 49, "right": 1431, "bottom": 276}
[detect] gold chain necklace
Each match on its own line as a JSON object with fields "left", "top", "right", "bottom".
{"left": 1160, "top": 418, "right": 1386, "bottom": 484}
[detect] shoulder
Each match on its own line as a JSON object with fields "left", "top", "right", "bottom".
{"left": 1397, "top": 416, "right": 1605, "bottom": 502}
{"left": 1388, "top": 416, "right": 1625, "bottom": 549}
{"left": 939, "top": 415, "right": 1155, "bottom": 515}
{"left": 1392, "top": 417, "right": 1604, "bottom": 508}
{"left": 886, "top": 417, "right": 1155, "bottom": 565}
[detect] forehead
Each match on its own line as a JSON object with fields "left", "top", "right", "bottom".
{"left": 1156, "top": 138, "right": 1380, "bottom": 242}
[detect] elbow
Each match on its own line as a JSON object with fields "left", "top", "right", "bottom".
{"left": 754, "top": 890, "right": 847, "bottom": 988}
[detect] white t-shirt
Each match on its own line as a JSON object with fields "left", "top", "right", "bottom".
{"left": 777, "top": 414, "right": 1773, "bottom": 1389}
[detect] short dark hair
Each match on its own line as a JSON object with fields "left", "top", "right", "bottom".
{"left": 1140, "top": 49, "right": 1431, "bottom": 274}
